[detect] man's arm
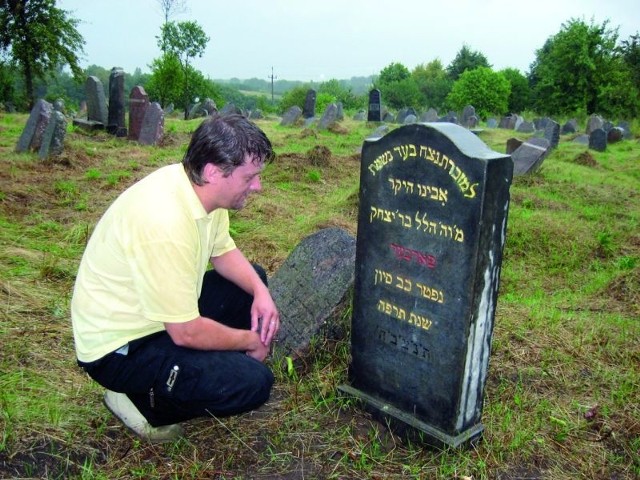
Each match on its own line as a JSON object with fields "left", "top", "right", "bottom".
{"left": 210, "top": 248, "right": 280, "bottom": 345}
{"left": 164, "top": 316, "right": 269, "bottom": 361}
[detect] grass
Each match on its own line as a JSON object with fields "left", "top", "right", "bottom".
{"left": 0, "top": 111, "right": 638, "bottom": 478}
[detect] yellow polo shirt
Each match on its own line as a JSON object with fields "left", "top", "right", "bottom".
{"left": 71, "top": 163, "right": 236, "bottom": 362}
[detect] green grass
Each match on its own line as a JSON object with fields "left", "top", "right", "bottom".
{"left": 0, "top": 112, "right": 638, "bottom": 478}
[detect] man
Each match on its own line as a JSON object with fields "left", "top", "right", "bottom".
{"left": 71, "top": 114, "right": 280, "bottom": 443}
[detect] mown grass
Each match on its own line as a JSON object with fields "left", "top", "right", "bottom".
{"left": 0, "top": 112, "right": 638, "bottom": 479}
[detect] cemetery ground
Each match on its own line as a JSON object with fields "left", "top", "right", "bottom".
{"left": 0, "top": 112, "right": 638, "bottom": 479}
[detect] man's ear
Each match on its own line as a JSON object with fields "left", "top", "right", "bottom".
{"left": 202, "top": 163, "right": 222, "bottom": 183}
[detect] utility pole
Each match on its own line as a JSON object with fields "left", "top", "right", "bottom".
{"left": 268, "top": 67, "right": 277, "bottom": 104}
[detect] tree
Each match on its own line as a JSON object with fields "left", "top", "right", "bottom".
{"left": 411, "top": 60, "right": 452, "bottom": 110}
{"left": 620, "top": 32, "right": 640, "bottom": 93}
{"left": 528, "top": 18, "right": 638, "bottom": 117}
{"left": 376, "top": 62, "right": 421, "bottom": 110}
{"left": 446, "top": 67, "right": 510, "bottom": 119}
{"left": 499, "top": 68, "right": 531, "bottom": 113}
{"left": 157, "top": 20, "right": 209, "bottom": 117}
{"left": 378, "top": 62, "right": 410, "bottom": 85}
{"left": 447, "top": 44, "right": 490, "bottom": 81}
{"left": 157, "top": 0, "right": 187, "bottom": 25}
{"left": 0, "top": 0, "right": 85, "bottom": 109}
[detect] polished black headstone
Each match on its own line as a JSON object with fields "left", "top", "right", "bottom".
{"left": 367, "top": 89, "right": 382, "bottom": 122}
{"left": 339, "top": 122, "right": 513, "bottom": 448}
{"left": 302, "top": 89, "right": 316, "bottom": 119}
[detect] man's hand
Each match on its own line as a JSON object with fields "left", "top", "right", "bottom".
{"left": 250, "top": 286, "right": 280, "bottom": 346}
{"left": 245, "top": 331, "right": 271, "bottom": 362}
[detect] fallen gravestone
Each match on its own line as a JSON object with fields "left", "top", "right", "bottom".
{"left": 272, "top": 227, "right": 356, "bottom": 357}
{"left": 339, "top": 123, "right": 513, "bottom": 448}
{"left": 512, "top": 137, "right": 550, "bottom": 175}
{"left": 15, "top": 99, "right": 53, "bottom": 153}
{"left": 367, "top": 89, "right": 382, "bottom": 122}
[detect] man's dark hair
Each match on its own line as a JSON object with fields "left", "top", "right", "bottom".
{"left": 183, "top": 114, "right": 275, "bottom": 185}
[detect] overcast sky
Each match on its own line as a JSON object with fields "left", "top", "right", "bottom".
{"left": 58, "top": 0, "right": 640, "bottom": 82}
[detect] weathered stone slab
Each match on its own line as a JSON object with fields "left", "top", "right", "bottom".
{"left": 138, "top": 102, "right": 164, "bottom": 146}
{"left": 512, "top": 137, "right": 550, "bottom": 175}
{"left": 85, "top": 76, "right": 108, "bottom": 125}
{"left": 340, "top": 122, "right": 513, "bottom": 448}
{"left": 421, "top": 108, "right": 439, "bottom": 123}
{"left": 16, "top": 99, "right": 53, "bottom": 153}
{"left": 128, "top": 86, "right": 149, "bottom": 141}
{"left": 318, "top": 103, "right": 338, "bottom": 130}
{"left": 280, "top": 106, "right": 302, "bottom": 126}
{"left": 543, "top": 120, "right": 560, "bottom": 149}
{"left": 38, "top": 110, "right": 67, "bottom": 159}
{"left": 272, "top": 227, "right": 356, "bottom": 357}
{"left": 107, "top": 67, "right": 127, "bottom": 137}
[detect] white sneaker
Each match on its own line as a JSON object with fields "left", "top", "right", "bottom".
{"left": 103, "top": 390, "right": 183, "bottom": 443}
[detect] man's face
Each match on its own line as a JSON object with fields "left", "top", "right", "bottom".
{"left": 217, "top": 156, "right": 264, "bottom": 210}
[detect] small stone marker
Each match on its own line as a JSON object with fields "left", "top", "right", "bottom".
{"left": 138, "top": 102, "right": 164, "bottom": 146}
{"left": 302, "top": 89, "right": 317, "bottom": 119}
{"left": 589, "top": 128, "right": 607, "bottom": 152}
{"left": 38, "top": 110, "right": 67, "bottom": 159}
{"left": 339, "top": 123, "right": 513, "bottom": 448}
{"left": 85, "top": 76, "right": 108, "bottom": 125}
{"left": 367, "top": 89, "right": 382, "bottom": 122}
{"left": 15, "top": 99, "right": 53, "bottom": 153}
{"left": 280, "top": 106, "right": 302, "bottom": 126}
{"left": 128, "top": 86, "right": 149, "bottom": 141}
{"left": 272, "top": 228, "right": 356, "bottom": 357}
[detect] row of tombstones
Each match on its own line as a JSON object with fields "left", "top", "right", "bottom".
{"left": 73, "top": 70, "right": 163, "bottom": 146}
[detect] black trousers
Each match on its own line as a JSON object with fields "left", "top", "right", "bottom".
{"left": 78, "top": 266, "right": 274, "bottom": 427}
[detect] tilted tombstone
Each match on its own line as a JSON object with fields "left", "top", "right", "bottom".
{"left": 561, "top": 119, "right": 578, "bottom": 134}
{"left": 588, "top": 128, "right": 607, "bottom": 152}
{"left": 107, "top": 67, "right": 127, "bottom": 136}
{"left": 318, "top": 103, "right": 339, "bottom": 130}
{"left": 506, "top": 137, "right": 524, "bottom": 154}
{"left": 339, "top": 123, "right": 513, "bottom": 447}
{"left": 516, "top": 120, "right": 535, "bottom": 133}
{"left": 85, "top": 76, "right": 108, "bottom": 125}
{"left": 302, "top": 89, "right": 317, "bottom": 119}
{"left": 138, "top": 102, "right": 164, "bottom": 146}
{"left": 280, "top": 105, "right": 302, "bottom": 126}
{"left": 15, "top": 99, "right": 53, "bottom": 153}
{"left": 607, "top": 127, "right": 624, "bottom": 144}
{"left": 512, "top": 137, "right": 550, "bottom": 176}
{"left": 272, "top": 227, "right": 356, "bottom": 357}
{"left": 38, "top": 110, "right": 67, "bottom": 159}
{"left": 187, "top": 102, "right": 206, "bottom": 120}
{"left": 128, "top": 86, "right": 149, "bottom": 141}
{"left": 543, "top": 120, "right": 560, "bottom": 149}
{"left": 367, "top": 89, "right": 382, "bottom": 122}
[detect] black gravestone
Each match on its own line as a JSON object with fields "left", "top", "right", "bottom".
{"left": 339, "top": 122, "right": 513, "bottom": 448}
{"left": 302, "top": 89, "right": 316, "bottom": 119}
{"left": 367, "top": 89, "right": 382, "bottom": 122}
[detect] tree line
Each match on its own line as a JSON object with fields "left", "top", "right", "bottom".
{"left": 1, "top": 0, "right": 639, "bottom": 121}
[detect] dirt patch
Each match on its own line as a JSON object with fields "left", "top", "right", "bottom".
{"left": 306, "top": 145, "right": 331, "bottom": 166}
{"left": 573, "top": 151, "right": 598, "bottom": 167}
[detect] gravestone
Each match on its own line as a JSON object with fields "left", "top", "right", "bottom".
{"left": 367, "top": 89, "right": 382, "bottom": 122}
{"left": 586, "top": 114, "right": 603, "bottom": 135}
{"left": 318, "top": 103, "right": 338, "bottom": 130}
{"left": 461, "top": 105, "right": 476, "bottom": 128}
{"left": 589, "top": 128, "right": 607, "bottom": 152}
{"left": 543, "top": 120, "right": 560, "bottom": 149}
{"left": 128, "top": 86, "right": 149, "bottom": 141}
{"left": 403, "top": 114, "right": 417, "bottom": 124}
{"left": 272, "top": 228, "right": 356, "bottom": 357}
{"left": 516, "top": 120, "right": 535, "bottom": 133}
{"left": 202, "top": 98, "right": 218, "bottom": 115}
{"left": 506, "top": 137, "right": 524, "bottom": 154}
{"left": 336, "top": 102, "right": 344, "bottom": 121}
{"left": 512, "top": 137, "right": 550, "bottom": 175}
{"left": 486, "top": 118, "right": 498, "bottom": 129}
{"left": 561, "top": 119, "right": 578, "bottom": 134}
{"left": 15, "top": 99, "right": 53, "bottom": 153}
{"left": 85, "top": 76, "right": 108, "bottom": 125}
{"left": 302, "top": 89, "right": 317, "bottom": 119}
{"left": 107, "top": 67, "right": 127, "bottom": 136}
{"left": 339, "top": 123, "right": 513, "bottom": 448}
{"left": 607, "top": 127, "right": 624, "bottom": 144}
{"left": 138, "top": 102, "right": 164, "bottom": 146}
{"left": 396, "top": 107, "right": 417, "bottom": 124}
{"left": 353, "top": 110, "right": 366, "bottom": 121}
{"left": 280, "top": 106, "right": 302, "bottom": 126}
{"left": 421, "top": 108, "right": 439, "bottom": 123}
{"left": 499, "top": 114, "right": 516, "bottom": 129}
{"left": 38, "top": 110, "right": 67, "bottom": 159}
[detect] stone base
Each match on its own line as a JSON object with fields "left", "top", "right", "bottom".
{"left": 338, "top": 384, "right": 484, "bottom": 449}
{"left": 72, "top": 118, "right": 104, "bottom": 131}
